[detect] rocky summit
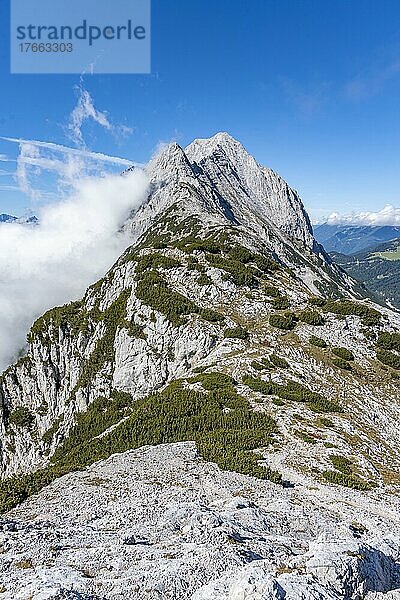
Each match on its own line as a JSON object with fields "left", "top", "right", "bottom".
{"left": 0, "top": 133, "right": 400, "bottom": 599}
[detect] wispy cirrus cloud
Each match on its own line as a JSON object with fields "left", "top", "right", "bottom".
{"left": 281, "top": 78, "right": 331, "bottom": 116}
{"left": 67, "top": 85, "right": 133, "bottom": 147}
{"left": 1, "top": 136, "right": 140, "bottom": 200}
{"left": 0, "top": 184, "right": 21, "bottom": 192}
{"left": 1, "top": 84, "right": 136, "bottom": 202}
{"left": 282, "top": 54, "right": 400, "bottom": 116}
{"left": 344, "top": 59, "right": 400, "bottom": 101}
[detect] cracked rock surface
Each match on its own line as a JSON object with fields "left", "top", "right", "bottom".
{"left": 1, "top": 442, "right": 399, "bottom": 599}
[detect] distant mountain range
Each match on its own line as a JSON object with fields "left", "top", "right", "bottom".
{"left": 0, "top": 213, "right": 38, "bottom": 224}
{"left": 0, "top": 214, "right": 17, "bottom": 223}
{"left": 314, "top": 223, "right": 400, "bottom": 254}
{"left": 314, "top": 223, "right": 400, "bottom": 308}
{"left": 331, "top": 237, "right": 400, "bottom": 309}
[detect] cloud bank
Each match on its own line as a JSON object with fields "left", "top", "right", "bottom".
{"left": 0, "top": 169, "right": 148, "bottom": 371}
{"left": 326, "top": 204, "right": 400, "bottom": 226}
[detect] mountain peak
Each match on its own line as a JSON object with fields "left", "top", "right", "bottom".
{"left": 184, "top": 132, "right": 314, "bottom": 248}
{"left": 0, "top": 213, "right": 17, "bottom": 223}
{"left": 124, "top": 133, "right": 316, "bottom": 255}
{"left": 185, "top": 131, "right": 242, "bottom": 158}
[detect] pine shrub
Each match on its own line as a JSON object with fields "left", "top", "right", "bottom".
{"left": 309, "top": 335, "right": 327, "bottom": 348}
{"left": 298, "top": 310, "right": 325, "bottom": 326}
{"left": 223, "top": 327, "right": 249, "bottom": 340}
{"left": 269, "top": 312, "right": 297, "bottom": 330}
{"left": 332, "top": 347, "right": 354, "bottom": 361}
{"left": 9, "top": 407, "right": 35, "bottom": 429}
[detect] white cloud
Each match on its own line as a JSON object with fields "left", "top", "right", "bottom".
{"left": 1, "top": 136, "right": 140, "bottom": 201}
{"left": 326, "top": 204, "right": 400, "bottom": 226}
{"left": 68, "top": 86, "right": 133, "bottom": 147}
{"left": 0, "top": 169, "right": 149, "bottom": 370}
{"left": 2, "top": 137, "right": 135, "bottom": 166}
{"left": 0, "top": 184, "right": 21, "bottom": 192}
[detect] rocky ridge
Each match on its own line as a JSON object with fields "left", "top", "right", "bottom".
{"left": 0, "top": 133, "right": 400, "bottom": 597}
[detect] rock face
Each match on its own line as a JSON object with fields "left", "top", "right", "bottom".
{"left": 1, "top": 442, "right": 399, "bottom": 600}
{"left": 0, "top": 133, "right": 400, "bottom": 598}
{"left": 124, "top": 132, "right": 321, "bottom": 263}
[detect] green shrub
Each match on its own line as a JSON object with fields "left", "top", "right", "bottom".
{"left": 307, "top": 396, "right": 342, "bottom": 413}
{"left": 53, "top": 393, "right": 133, "bottom": 461}
{"left": 242, "top": 375, "right": 341, "bottom": 413}
{"left": 332, "top": 358, "right": 352, "bottom": 371}
{"left": 269, "top": 354, "right": 288, "bottom": 368}
{"left": 272, "top": 399, "right": 285, "bottom": 406}
{"left": 135, "top": 254, "right": 180, "bottom": 273}
{"left": 189, "top": 242, "right": 281, "bottom": 287}
{"left": 308, "top": 296, "right": 326, "bottom": 307}
{"left": 377, "top": 332, "right": 400, "bottom": 352}
{"left": 242, "top": 376, "right": 275, "bottom": 395}
{"left": 330, "top": 454, "right": 352, "bottom": 474}
{"left": 28, "top": 300, "right": 85, "bottom": 343}
{"left": 42, "top": 416, "right": 64, "bottom": 444}
{"left": 124, "top": 321, "right": 146, "bottom": 339}
{"left": 295, "top": 430, "right": 317, "bottom": 444}
{"left": 332, "top": 347, "right": 354, "bottom": 361}
{"left": 271, "top": 296, "right": 290, "bottom": 310}
{"left": 199, "top": 308, "right": 224, "bottom": 323}
{"left": 298, "top": 310, "right": 325, "bottom": 326}
{"left": 322, "top": 470, "right": 373, "bottom": 491}
{"left": 263, "top": 285, "right": 281, "bottom": 298}
{"left": 9, "top": 407, "right": 35, "bottom": 429}
{"left": 223, "top": 327, "right": 249, "bottom": 340}
{"left": 192, "top": 366, "right": 208, "bottom": 374}
{"left": 228, "top": 245, "right": 253, "bottom": 263}
{"left": 136, "top": 271, "right": 195, "bottom": 326}
{"left": 269, "top": 312, "right": 297, "bottom": 331}
{"left": 191, "top": 372, "right": 235, "bottom": 391}
{"left": 323, "top": 300, "right": 381, "bottom": 326}
{"left": 207, "top": 254, "right": 258, "bottom": 287}
{"left": 74, "top": 289, "right": 131, "bottom": 391}
{"left": 136, "top": 270, "right": 222, "bottom": 326}
{"left": 0, "top": 378, "right": 283, "bottom": 512}
{"left": 252, "top": 254, "right": 280, "bottom": 273}
{"left": 251, "top": 360, "right": 265, "bottom": 371}
{"left": 197, "top": 273, "right": 212, "bottom": 286}
{"left": 376, "top": 350, "right": 400, "bottom": 370}
{"left": 176, "top": 238, "right": 223, "bottom": 254}
{"left": 318, "top": 417, "right": 333, "bottom": 427}
{"left": 37, "top": 402, "right": 49, "bottom": 416}
{"left": 309, "top": 335, "right": 327, "bottom": 348}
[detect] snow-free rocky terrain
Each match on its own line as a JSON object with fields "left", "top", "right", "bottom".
{"left": 0, "top": 133, "right": 400, "bottom": 598}
{"left": 2, "top": 442, "right": 400, "bottom": 600}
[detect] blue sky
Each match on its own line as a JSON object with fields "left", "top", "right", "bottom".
{"left": 0, "top": 0, "right": 399, "bottom": 221}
